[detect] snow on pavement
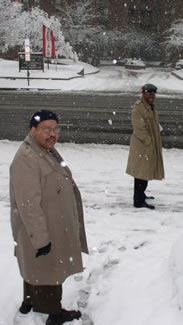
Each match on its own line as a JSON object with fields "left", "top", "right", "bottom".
{"left": 1, "top": 140, "right": 183, "bottom": 324}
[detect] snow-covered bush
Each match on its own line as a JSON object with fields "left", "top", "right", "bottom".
{"left": 116, "top": 27, "right": 161, "bottom": 61}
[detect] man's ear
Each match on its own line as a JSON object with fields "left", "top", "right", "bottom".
{"left": 30, "top": 126, "right": 36, "bottom": 136}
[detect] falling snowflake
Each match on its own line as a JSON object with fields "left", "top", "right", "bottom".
{"left": 34, "top": 115, "right": 41, "bottom": 122}
{"left": 61, "top": 160, "right": 67, "bottom": 167}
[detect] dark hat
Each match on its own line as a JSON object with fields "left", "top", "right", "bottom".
{"left": 29, "top": 110, "right": 59, "bottom": 129}
{"left": 142, "top": 83, "right": 157, "bottom": 93}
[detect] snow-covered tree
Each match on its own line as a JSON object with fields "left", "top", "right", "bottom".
{"left": 10, "top": 6, "right": 77, "bottom": 59}
{"left": 59, "top": 0, "right": 101, "bottom": 64}
{"left": 0, "top": 1, "right": 77, "bottom": 60}
{"left": 59, "top": 0, "right": 160, "bottom": 63}
{"left": 60, "top": 0, "right": 98, "bottom": 32}
{"left": 0, "top": 0, "right": 22, "bottom": 52}
{"left": 87, "top": 27, "right": 160, "bottom": 62}
{"left": 116, "top": 27, "right": 160, "bottom": 61}
{"left": 165, "top": 19, "right": 183, "bottom": 48}
{"left": 164, "top": 19, "right": 183, "bottom": 61}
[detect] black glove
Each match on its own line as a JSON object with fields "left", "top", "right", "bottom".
{"left": 35, "top": 242, "right": 51, "bottom": 258}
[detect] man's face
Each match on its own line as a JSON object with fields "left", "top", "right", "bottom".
{"left": 31, "top": 119, "right": 59, "bottom": 150}
{"left": 143, "top": 91, "right": 156, "bottom": 105}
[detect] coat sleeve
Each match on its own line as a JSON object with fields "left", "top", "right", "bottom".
{"left": 72, "top": 182, "right": 89, "bottom": 254}
{"left": 10, "top": 154, "right": 50, "bottom": 250}
{"left": 132, "top": 104, "right": 152, "bottom": 146}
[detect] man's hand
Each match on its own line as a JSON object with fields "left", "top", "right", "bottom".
{"left": 35, "top": 242, "right": 51, "bottom": 258}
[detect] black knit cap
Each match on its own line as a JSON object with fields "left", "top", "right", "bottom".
{"left": 142, "top": 83, "right": 157, "bottom": 93}
{"left": 29, "top": 110, "right": 59, "bottom": 129}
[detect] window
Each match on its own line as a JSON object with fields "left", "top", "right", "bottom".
{"left": 128, "top": 6, "right": 152, "bottom": 31}
{"left": 56, "top": 0, "right": 61, "bottom": 10}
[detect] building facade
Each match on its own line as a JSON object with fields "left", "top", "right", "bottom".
{"left": 106, "top": 0, "right": 183, "bottom": 35}
{"left": 18, "top": 0, "right": 56, "bottom": 14}
{"left": 18, "top": 0, "right": 183, "bottom": 37}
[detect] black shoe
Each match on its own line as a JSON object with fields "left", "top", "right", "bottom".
{"left": 61, "top": 308, "right": 81, "bottom": 322}
{"left": 46, "top": 309, "right": 82, "bottom": 325}
{"left": 134, "top": 202, "right": 155, "bottom": 209}
{"left": 19, "top": 301, "right": 32, "bottom": 314}
{"left": 145, "top": 195, "right": 155, "bottom": 200}
{"left": 46, "top": 314, "right": 63, "bottom": 325}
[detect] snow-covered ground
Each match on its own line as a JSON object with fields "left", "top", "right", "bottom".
{"left": 1, "top": 140, "right": 183, "bottom": 325}
{"left": 1, "top": 58, "right": 183, "bottom": 94}
{"left": 1, "top": 56, "right": 183, "bottom": 324}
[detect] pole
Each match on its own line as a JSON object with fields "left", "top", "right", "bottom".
{"left": 27, "top": 61, "right": 30, "bottom": 86}
{"left": 24, "top": 38, "right": 31, "bottom": 87}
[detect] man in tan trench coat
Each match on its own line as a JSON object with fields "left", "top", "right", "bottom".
{"left": 10, "top": 110, "right": 88, "bottom": 325}
{"left": 126, "top": 84, "right": 164, "bottom": 209}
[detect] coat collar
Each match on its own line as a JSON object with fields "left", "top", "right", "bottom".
{"left": 24, "top": 133, "right": 72, "bottom": 178}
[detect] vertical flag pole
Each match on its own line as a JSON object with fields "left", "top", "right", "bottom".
{"left": 27, "top": 61, "right": 30, "bottom": 86}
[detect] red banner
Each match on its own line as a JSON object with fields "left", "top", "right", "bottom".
{"left": 43, "top": 25, "right": 56, "bottom": 58}
{"left": 50, "top": 30, "right": 56, "bottom": 58}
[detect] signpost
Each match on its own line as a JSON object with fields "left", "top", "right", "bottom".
{"left": 18, "top": 52, "right": 44, "bottom": 72}
{"left": 24, "top": 38, "right": 30, "bottom": 86}
{"left": 19, "top": 38, "right": 44, "bottom": 86}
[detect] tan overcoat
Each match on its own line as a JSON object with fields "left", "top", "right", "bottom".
{"left": 126, "top": 96, "right": 165, "bottom": 180}
{"left": 10, "top": 134, "right": 88, "bottom": 286}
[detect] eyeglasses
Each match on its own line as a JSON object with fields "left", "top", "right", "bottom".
{"left": 37, "top": 126, "right": 60, "bottom": 134}
{"left": 145, "top": 90, "right": 156, "bottom": 94}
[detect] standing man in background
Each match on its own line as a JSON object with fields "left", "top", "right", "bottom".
{"left": 126, "top": 84, "right": 164, "bottom": 209}
{"left": 10, "top": 109, "right": 88, "bottom": 325}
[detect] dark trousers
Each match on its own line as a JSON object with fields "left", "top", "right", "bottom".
{"left": 23, "top": 281, "right": 62, "bottom": 314}
{"left": 134, "top": 178, "right": 148, "bottom": 206}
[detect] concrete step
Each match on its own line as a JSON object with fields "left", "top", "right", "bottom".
{"left": 0, "top": 92, "right": 183, "bottom": 148}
